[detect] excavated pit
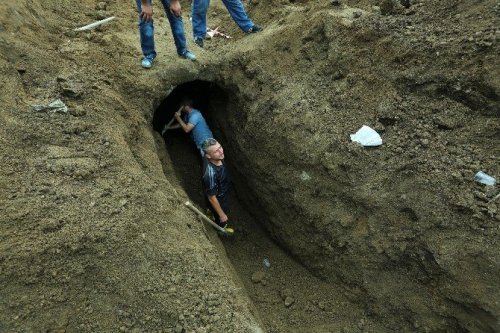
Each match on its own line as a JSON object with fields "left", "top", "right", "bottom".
{"left": 153, "top": 80, "right": 374, "bottom": 332}
{"left": 153, "top": 78, "right": 499, "bottom": 333}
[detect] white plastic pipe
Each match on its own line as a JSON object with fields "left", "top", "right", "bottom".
{"left": 75, "top": 16, "right": 115, "bottom": 31}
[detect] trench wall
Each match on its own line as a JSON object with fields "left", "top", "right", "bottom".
{"left": 197, "top": 7, "right": 499, "bottom": 332}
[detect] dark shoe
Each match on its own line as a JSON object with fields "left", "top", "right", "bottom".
{"left": 193, "top": 37, "right": 204, "bottom": 48}
{"left": 247, "top": 24, "right": 262, "bottom": 33}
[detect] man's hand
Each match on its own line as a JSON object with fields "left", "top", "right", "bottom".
{"left": 170, "top": 0, "right": 182, "bottom": 17}
{"left": 140, "top": 3, "right": 153, "bottom": 22}
{"left": 174, "top": 111, "right": 182, "bottom": 119}
{"left": 207, "top": 195, "right": 228, "bottom": 224}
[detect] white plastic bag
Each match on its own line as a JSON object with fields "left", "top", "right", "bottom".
{"left": 474, "top": 171, "right": 496, "bottom": 186}
{"left": 350, "top": 125, "right": 383, "bottom": 146}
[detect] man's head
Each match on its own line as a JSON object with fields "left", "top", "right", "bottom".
{"left": 182, "top": 100, "right": 193, "bottom": 113}
{"left": 202, "top": 138, "right": 224, "bottom": 161}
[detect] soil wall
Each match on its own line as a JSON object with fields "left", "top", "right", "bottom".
{"left": 0, "top": 1, "right": 263, "bottom": 332}
{"left": 0, "top": 0, "right": 498, "bottom": 332}
{"left": 200, "top": 1, "right": 499, "bottom": 331}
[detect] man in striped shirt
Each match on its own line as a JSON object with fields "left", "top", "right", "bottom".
{"left": 202, "top": 139, "right": 231, "bottom": 229}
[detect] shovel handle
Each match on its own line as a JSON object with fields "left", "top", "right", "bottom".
{"left": 162, "top": 106, "right": 184, "bottom": 135}
{"left": 165, "top": 116, "right": 176, "bottom": 128}
{"left": 169, "top": 105, "right": 184, "bottom": 126}
{"left": 185, "top": 201, "right": 226, "bottom": 233}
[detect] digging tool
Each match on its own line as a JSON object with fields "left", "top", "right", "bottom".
{"left": 185, "top": 201, "right": 234, "bottom": 235}
{"left": 161, "top": 105, "right": 184, "bottom": 136}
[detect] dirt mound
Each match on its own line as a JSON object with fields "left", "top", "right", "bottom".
{"left": 0, "top": 0, "right": 499, "bottom": 332}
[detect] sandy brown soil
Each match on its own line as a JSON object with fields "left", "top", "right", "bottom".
{"left": 1, "top": 0, "right": 499, "bottom": 332}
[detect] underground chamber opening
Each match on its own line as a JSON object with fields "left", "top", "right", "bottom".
{"left": 153, "top": 80, "right": 370, "bottom": 332}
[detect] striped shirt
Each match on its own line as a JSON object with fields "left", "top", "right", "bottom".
{"left": 202, "top": 159, "right": 230, "bottom": 198}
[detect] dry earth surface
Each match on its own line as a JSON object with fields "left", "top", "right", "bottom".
{"left": 1, "top": 0, "right": 499, "bottom": 332}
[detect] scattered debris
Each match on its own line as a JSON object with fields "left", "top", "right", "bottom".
{"left": 32, "top": 99, "right": 68, "bottom": 114}
{"left": 206, "top": 27, "right": 232, "bottom": 39}
{"left": 74, "top": 16, "right": 115, "bottom": 32}
{"left": 300, "top": 171, "right": 311, "bottom": 181}
{"left": 263, "top": 257, "right": 271, "bottom": 268}
{"left": 474, "top": 171, "right": 496, "bottom": 186}
{"left": 350, "top": 125, "right": 383, "bottom": 146}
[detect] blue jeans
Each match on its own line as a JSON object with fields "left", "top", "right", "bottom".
{"left": 135, "top": 0, "right": 188, "bottom": 58}
{"left": 191, "top": 0, "right": 254, "bottom": 39}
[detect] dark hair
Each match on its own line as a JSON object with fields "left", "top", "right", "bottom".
{"left": 182, "top": 99, "right": 193, "bottom": 107}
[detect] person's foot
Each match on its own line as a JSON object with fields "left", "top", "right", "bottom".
{"left": 141, "top": 57, "right": 154, "bottom": 69}
{"left": 180, "top": 50, "right": 197, "bottom": 61}
{"left": 193, "top": 37, "right": 204, "bottom": 48}
{"left": 247, "top": 24, "right": 263, "bottom": 33}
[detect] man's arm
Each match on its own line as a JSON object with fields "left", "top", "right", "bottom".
{"left": 140, "top": 0, "right": 153, "bottom": 21}
{"left": 174, "top": 111, "right": 195, "bottom": 133}
{"left": 207, "top": 195, "right": 228, "bottom": 223}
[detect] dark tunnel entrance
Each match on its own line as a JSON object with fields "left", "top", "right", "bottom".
{"left": 153, "top": 80, "right": 365, "bottom": 332}
{"left": 152, "top": 80, "right": 228, "bottom": 135}
{"left": 153, "top": 80, "right": 231, "bottom": 208}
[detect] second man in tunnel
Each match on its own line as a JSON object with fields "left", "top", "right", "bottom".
{"left": 165, "top": 102, "right": 214, "bottom": 155}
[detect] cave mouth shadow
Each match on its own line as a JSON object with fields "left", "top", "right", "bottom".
{"left": 152, "top": 80, "right": 228, "bottom": 133}
{"left": 153, "top": 80, "right": 230, "bottom": 209}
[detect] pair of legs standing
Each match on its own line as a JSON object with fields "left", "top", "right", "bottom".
{"left": 135, "top": 0, "right": 196, "bottom": 67}
{"left": 191, "top": 0, "right": 261, "bottom": 46}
